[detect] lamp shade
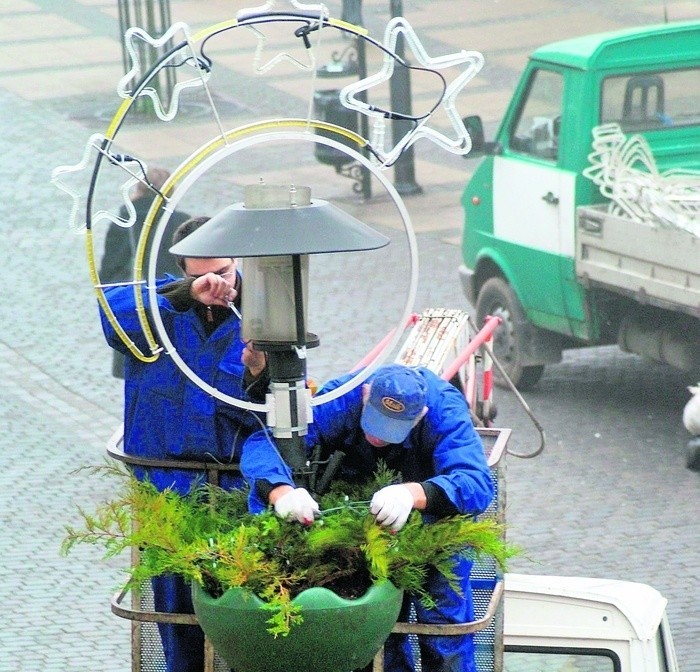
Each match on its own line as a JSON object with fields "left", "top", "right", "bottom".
{"left": 169, "top": 200, "right": 390, "bottom": 258}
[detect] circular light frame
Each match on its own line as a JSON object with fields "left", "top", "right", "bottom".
{"left": 143, "top": 125, "right": 418, "bottom": 411}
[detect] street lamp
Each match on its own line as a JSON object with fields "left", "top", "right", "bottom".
{"left": 170, "top": 183, "right": 389, "bottom": 486}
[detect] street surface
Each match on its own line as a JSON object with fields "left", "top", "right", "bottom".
{"left": 0, "top": 1, "right": 697, "bottom": 670}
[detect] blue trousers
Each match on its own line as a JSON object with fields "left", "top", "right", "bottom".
{"left": 383, "top": 556, "right": 476, "bottom": 672}
{"left": 152, "top": 574, "right": 205, "bottom": 672}
{"left": 145, "top": 470, "right": 243, "bottom": 672}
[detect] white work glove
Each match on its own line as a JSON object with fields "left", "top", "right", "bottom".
{"left": 370, "top": 484, "right": 414, "bottom": 532}
{"left": 274, "top": 488, "right": 320, "bottom": 525}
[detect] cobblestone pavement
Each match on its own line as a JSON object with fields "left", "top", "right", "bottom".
{"left": 0, "top": 1, "right": 698, "bottom": 671}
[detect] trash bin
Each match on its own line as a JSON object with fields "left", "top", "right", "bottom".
{"left": 313, "top": 89, "right": 359, "bottom": 168}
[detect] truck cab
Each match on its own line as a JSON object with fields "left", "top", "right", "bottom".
{"left": 503, "top": 574, "right": 679, "bottom": 672}
{"left": 459, "top": 21, "right": 700, "bottom": 388}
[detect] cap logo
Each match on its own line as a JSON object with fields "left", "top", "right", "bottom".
{"left": 381, "top": 396, "right": 405, "bottom": 414}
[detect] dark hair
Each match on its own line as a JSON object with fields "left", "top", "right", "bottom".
{"left": 133, "top": 167, "right": 171, "bottom": 201}
{"left": 172, "top": 216, "right": 210, "bottom": 271}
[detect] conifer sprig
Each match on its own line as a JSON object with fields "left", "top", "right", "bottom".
{"left": 62, "top": 463, "right": 519, "bottom": 635}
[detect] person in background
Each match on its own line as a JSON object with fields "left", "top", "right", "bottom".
{"left": 100, "top": 167, "right": 190, "bottom": 378}
{"left": 100, "top": 216, "right": 268, "bottom": 672}
{"left": 240, "top": 363, "right": 494, "bottom": 672}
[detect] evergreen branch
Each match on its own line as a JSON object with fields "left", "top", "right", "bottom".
{"left": 62, "top": 466, "right": 520, "bottom": 636}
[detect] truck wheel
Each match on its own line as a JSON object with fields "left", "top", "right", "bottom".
{"left": 687, "top": 437, "right": 700, "bottom": 472}
{"left": 475, "top": 277, "right": 544, "bottom": 390}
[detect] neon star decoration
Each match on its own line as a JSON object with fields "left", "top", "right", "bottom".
{"left": 236, "top": 1, "right": 329, "bottom": 21}
{"left": 339, "top": 17, "right": 484, "bottom": 166}
{"left": 51, "top": 134, "right": 144, "bottom": 232}
{"left": 236, "top": 0, "right": 329, "bottom": 74}
{"left": 245, "top": 24, "right": 318, "bottom": 73}
{"left": 117, "top": 22, "right": 210, "bottom": 122}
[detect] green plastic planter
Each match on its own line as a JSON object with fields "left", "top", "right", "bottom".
{"left": 191, "top": 581, "right": 403, "bottom": 672}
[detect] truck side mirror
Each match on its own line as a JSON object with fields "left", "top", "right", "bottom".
{"left": 463, "top": 115, "right": 485, "bottom": 156}
{"left": 462, "top": 115, "right": 501, "bottom": 157}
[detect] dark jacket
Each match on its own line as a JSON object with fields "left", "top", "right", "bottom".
{"left": 99, "top": 198, "right": 190, "bottom": 283}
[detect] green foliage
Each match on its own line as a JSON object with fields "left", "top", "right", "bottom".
{"left": 62, "top": 462, "right": 518, "bottom": 636}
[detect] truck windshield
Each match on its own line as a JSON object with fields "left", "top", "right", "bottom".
{"left": 510, "top": 68, "right": 564, "bottom": 161}
{"left": 601, "top": 67, "right": 700, "bottom": 132}
{"left": 505, "top": 647, "right": 620, "bottom": 672}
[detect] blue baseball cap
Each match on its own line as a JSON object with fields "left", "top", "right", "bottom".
{"left": 361, "top": 365, "right": 428, "bottom": 444}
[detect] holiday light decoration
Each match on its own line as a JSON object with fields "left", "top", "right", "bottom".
{"left": 52, "top": 4, "right": 486, "bottom": 406}
{"left": 118, "top": 22, "right": 210, "bottom": 122}
{"left": 340, "top": 17, "right": 484, "bottom": 166}
{"left": 236, "top": 0, "right": 329, "bottom": 22}
{"left": 246, "top": 23, "right": 318, "bottom": 73}
{"left": 51, "top": 134, "right": 143, "bottom": 232}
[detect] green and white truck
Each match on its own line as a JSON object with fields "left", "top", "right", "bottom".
{"left": 502, "top": 573, "right": 679, "bottom": 672}
{"left": 459, "top": 21, "right": 700, "bottom": 389}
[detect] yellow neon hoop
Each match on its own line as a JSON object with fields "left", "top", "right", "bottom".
{"left": 137, "top": 123, "right": 416, "bottom": 412}
{"left": 88, "top": 13, "right": 373, "bottom": 364}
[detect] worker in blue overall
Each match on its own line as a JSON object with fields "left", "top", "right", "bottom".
{"left": 100, "top": 216, "right": 268, "bottom": 672}
{"left": 240, "top": 363, "right": 494, "bottom": 672}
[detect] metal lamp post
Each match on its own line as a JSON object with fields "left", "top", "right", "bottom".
{"left": 117, "top": 0, "right": 175, "bottom": 116}
{"left": 169, "top": 183, "right": 389, "bottom": 487}
{"left": 389, "top": 0, "right": 422, "bottom": 195}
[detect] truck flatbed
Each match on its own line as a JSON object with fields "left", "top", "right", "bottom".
{"left": 577, "top": 204, "right": 700, "bottom": 317}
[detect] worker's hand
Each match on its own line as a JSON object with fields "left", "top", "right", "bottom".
{"left": 370, "top": 484, "right": 414, "bottom": 532}
{"left": 190, "top": 273, "right": 237, "bottom": 308}
{"left": 273, "top": 487, "right": 320, "bottom": 526}
{"left": 242, "top": 340, "right": 266, "bottom": 377}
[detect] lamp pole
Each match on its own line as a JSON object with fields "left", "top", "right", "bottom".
{"left": 168, "top": 184, "right": 390, "bottom": 491}
{"left": 389, "top": 0, "right": 422, "bottom": 195}
{"left": 339, "top": 0, "right": 372, "bottom": 200}
{"left": 117, "top": 0, "right": 175, "bottom": 115}
{"left": 242, "top": 188, "right": 316, "bottom": 489}
{"left": 264, "top": 251, "right": 313, "bottom": 485}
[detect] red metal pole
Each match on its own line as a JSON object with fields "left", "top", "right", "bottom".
{"left": 350, "top": 313, "right": 420, "bottom": 372}
{"left": 440, "top": 315, "right": 501, "bottom": 383}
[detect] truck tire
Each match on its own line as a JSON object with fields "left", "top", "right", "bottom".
{"left": 687, "top": 437, "right": 700, "bottom": 472}
{"left": 475, "top": 277, "right": 544, "bottom": 390}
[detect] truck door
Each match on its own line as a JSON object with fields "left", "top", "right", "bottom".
{"left": 494, "top": 67, "right": 576, "bottom": 335}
